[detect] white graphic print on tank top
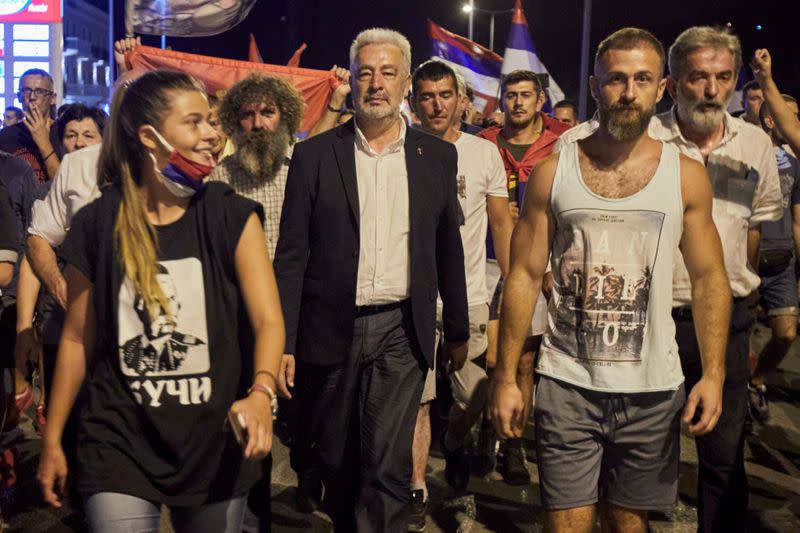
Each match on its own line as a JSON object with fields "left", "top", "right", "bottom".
{"left": 549, "top": 208, "right": 664, "bottom": 362}
{"left": 118, "top": 257, "right": 211, "bottom": 406}
{"left": 538, "top": 141, "right": 685, "bottom": 392}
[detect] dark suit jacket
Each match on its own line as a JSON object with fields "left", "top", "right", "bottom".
{"left": 273, "top": 120, "right": 469, "bottom": 368}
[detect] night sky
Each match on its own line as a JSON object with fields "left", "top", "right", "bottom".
{"left": 117, "top": 0, "right": 800, "bottom": 114}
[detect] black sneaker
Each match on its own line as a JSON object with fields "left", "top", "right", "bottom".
{"left": 442, "top": 433, "right": 470, "bottom": 492}
{"left": 748, "top": 382, "right": 770, "bottom": 423}
{"left": 473, "top": 418, "right": 497, "bottom": 477}
{"left": 498, "top": 440, "right": 530, "bottom": 486}
{"left": 295, "top": 471, "right": 322, "bottom": 513}
{"left": 407, "top": 489, "right": 427, "bottom": 532}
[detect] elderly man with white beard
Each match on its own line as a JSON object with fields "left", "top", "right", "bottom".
{"left": 555, "top": 26, "right": 781, "bottom": 533}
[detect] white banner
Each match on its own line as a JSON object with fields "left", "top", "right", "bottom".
{"left": 126, "top": 0, "right": 256, "bottom": 37}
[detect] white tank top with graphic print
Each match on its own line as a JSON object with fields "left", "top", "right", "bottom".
{"left": 537, "top": 140, "right": 685, "bottom": 392}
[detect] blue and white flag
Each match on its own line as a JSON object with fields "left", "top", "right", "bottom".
{"left": 502, "top": 0, "right": 565, "bottom": 109}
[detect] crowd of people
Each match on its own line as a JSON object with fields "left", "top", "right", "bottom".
{"left": 0, "top": 21, "right": 798, "bottom": 533}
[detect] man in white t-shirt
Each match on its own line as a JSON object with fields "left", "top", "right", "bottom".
{"left": 405, "top": 60, "right": 514, "bottom": 529}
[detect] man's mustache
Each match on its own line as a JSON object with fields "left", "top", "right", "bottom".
{"left": 695, "top": 100, "right": 724, "bottom": 110}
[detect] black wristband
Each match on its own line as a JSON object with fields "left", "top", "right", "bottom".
{"left": 326, "top": 103, "right": 341, "bottom": 113}
{"left": 43, "top": 150, "right": 55, "bottom": 162}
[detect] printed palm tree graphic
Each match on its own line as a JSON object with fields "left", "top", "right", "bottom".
{"left": 588, "top": 264, "right": 617, "bottom": 327}
{"left": 634, "top": 265, "right": 652, "bottom": 323}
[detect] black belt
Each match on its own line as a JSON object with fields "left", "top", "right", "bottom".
{"left": 355, "top": 299, "right": 410, "bottom": 317}
{"left": 671, "top": 296, "right": 746, "bottom": 320}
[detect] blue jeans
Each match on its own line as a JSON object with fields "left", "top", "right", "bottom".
{"left": 84, "top": 492, "right": 246, "bottom": 533}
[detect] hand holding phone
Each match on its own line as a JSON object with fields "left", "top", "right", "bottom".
{"left": 226, "top": 410, "right": 248, "bottom": 446}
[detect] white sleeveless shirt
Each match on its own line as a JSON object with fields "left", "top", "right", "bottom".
{"left": 537, "top": 140, "right": 685, "bottom": 392}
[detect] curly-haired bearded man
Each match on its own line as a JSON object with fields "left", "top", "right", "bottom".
{"left": 209, "top": 74, "right": 305, "bottom": 259}
{"left": 207, "top": 73, "right": 305, "bottom": 532}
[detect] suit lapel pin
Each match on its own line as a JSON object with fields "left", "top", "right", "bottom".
{"left": 417, "top": 147, "right": 422, "bottom": 156}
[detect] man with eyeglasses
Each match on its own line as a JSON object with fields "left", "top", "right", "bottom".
{"left": 0, "top": 69, "right": 62, "bottom": 184}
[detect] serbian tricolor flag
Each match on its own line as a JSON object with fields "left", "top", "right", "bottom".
{"left": 501, "top": 0, "right": 565, "bottom": 110}
{"left": 428, "top": 19, "right": 502, "bottom": 113}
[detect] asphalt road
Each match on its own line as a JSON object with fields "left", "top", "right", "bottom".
{"left": 4, "top": 322, "right": 800, "bottom": 532}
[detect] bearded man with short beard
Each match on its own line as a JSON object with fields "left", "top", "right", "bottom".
{"left": 553, "top": 26, "right": 782, "bottom": 533}
{"left": 490, "top": 27, "right": 733, "bottom": 533}
{"left": 208, "top": 74, "right": 304, "bottom": 259}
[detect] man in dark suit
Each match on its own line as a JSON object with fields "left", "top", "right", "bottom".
{"left": 273, "top": 28, "right": 469, "bottom": 532}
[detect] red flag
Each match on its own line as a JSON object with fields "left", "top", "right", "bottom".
{"left": 287, "top": 43, "right": 307, "bottom": 68}
{"left": 248, "top": 33, "right": 264, "bottom": 63}
{"left": 126, "top": 46, "right": 339, "bottom": 132}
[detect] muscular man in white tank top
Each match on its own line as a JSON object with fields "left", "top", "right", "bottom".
{"left": 489, "top": 28, "right": 732, "bottom": 533}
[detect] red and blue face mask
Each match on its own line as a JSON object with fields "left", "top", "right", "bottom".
{"left": 147, "top": 127, "right": 215, "bottom": 197}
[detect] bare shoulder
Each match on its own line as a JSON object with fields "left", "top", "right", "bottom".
{"left": 531, "top": 152, "right": 560, "bottom": 184}
{"left": 678, "top": 152, "right": 706, "bottom": 175}
{"left": 525, "top": 152, "right": 561, "bottom": 207}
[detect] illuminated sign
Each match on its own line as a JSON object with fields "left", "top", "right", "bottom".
{"left": 0, "top": 0, "right": 61, "bottom": 23}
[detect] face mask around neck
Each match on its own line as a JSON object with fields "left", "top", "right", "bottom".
{"left": 146, "top": 126, "right": 215, "bottom": 198}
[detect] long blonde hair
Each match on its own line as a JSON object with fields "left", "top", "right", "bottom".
{"left": 99, "top": 70, "right": 204, "bottom": 322}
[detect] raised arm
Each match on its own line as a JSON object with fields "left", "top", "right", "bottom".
{"left": 489, "top": 153, "right": 557, "bottom": 438}
{"left": 750, "top": 49, "right": 800, "bottom": 156}
{"left": 678, "top": 155, "right": 731, "bottom": 436}
{"left": 307, "top": 66, "right": 351, "bottom": 138}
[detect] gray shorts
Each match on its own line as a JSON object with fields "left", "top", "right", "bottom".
{"left": 534, "top": 375, "right": 685, "bottom": 513}
{"left": 421, "top": 304, "right": 489, "bottom": 404}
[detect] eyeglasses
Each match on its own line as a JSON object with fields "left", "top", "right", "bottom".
{"left": 18, "top": 88, "right": 54, "bottom": 98}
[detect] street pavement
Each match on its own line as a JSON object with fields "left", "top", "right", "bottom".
{"left": 4, "top": 322, "right": 800, "bottom": 532}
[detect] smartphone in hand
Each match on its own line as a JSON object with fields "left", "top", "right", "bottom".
{"left": 226, "top": 411, "right": 248, "bottom": 446}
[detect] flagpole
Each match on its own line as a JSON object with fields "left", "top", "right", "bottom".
{"left": 109, "top": 0, "right": 115, "bottom": 81}
{"left": 489, "top": 13, "right": 495, "bottom": 52}
{"left": 468, "top": 0, "right": 474, "bottom": 40}
{"left": 578, "top": 0, "right": 592, "bottom": 121}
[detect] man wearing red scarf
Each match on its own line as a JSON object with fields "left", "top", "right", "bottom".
{"left": 477, "top": 69, "right": 569, "bottom": 485}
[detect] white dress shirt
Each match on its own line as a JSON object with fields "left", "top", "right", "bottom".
{"left": 354, "top": 120, "right": 410, "bottom": 306}
{"left": 653, "top": 109, "right": 782, "bottom": 304}
{"left": 28, "top": 144, "right": 101, "bottom": 246}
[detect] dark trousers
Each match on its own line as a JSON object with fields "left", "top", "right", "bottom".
{"left": 245, "top": 455, "right": 272, "bottom": 532}
{"left": 673, "top": 298, "right": 749, "bottom": 533}
{"left": 296, "top": 302, "right": 426, "bottom": 533}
